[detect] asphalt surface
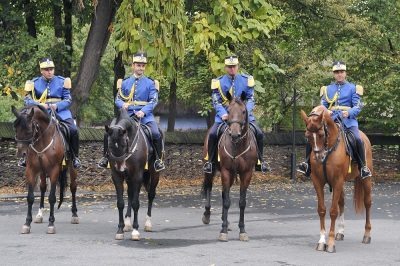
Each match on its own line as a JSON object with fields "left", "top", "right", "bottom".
{"left": 0, "top": 181, "right": 400, "bottom": 266}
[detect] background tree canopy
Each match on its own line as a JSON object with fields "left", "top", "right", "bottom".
{"left": 0, "top": 0, "right": 398, "bottom": 133}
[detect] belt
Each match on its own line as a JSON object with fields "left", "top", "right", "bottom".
{"left": 45, "top": 98, "right": 62, "bottom": 103}
{"left": 330, "top": 106, "right": 350, "bottom": 111}
{"left": 129, "top": 100, "right": 149, "bottom": 106}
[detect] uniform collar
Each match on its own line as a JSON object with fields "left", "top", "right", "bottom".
{"left": 133, "top": 73, "right": 144, "bottom": 79}
{"left": 334, "top": 80, "right": 348, "bottom": 85}
{"left": 41, "top": 76, "right": 54, "bottom": 82}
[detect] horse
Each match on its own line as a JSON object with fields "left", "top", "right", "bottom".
{"left": 105, "top": 108, "right": 160, "bottom": 240}
{"left": 300, "top": 105, "right": 373, "bottom": 253}
{"left": 201, "top": 91, "right": 258, "bottom": 242}
{"left": 12, "top": 105, "right": 79, "bottom": 234}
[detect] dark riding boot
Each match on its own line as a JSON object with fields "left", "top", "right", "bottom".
{"left": 97, "top": 133, "right": 109, "bottom": 168}
{"left": 356, "top": 138, "right": 372, "bottom": 179}
{"left": 297, "top": 143, "right": 311, "bottom": 178}
{"left": 70, "top": 133, "right": 81, "bottom": 169}
{"left": 254, "top": 129, "right": 270, "bottom": 173}
{"left": 153, "top": 138, "right": 165, "bottom": 172}
{"left": 18, "top": 156, "right": 26, "bottom": 168}
{"left": 203, "top": 136, "right": 217, "bottom": 174}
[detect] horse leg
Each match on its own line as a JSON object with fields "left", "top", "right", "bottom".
{"left": 362, "top": 179, "right": 372, "bottom": 244}
{"left": 131, "top": 180, "right": 142, "bottom": 241}
{"left": 238, "top": 172, "right": 252, "bottom": 241}
{"left": 145, "top": 172, "right": 159, "bottom": 232}
{"left": 34, "top": 173, "right": 46, "bottom": 223}
{"left": 202, "top": 171, "right": 215, "bottom": 225}
{"left": 69, "top": 167, "right": 79, "bottom": 224}
{"left": 218, "top": 169, "right": 232, "bottom": 242}
{"left": 335, "top": 190, "right": 345, "bottom": 241}
{"left": 123, "top": 179, "right": 133, "bottom": 232}
{"left": 21, "top": 173, "right": 35, "bottom": 234}
{"left": 112, "top": 174, "right": 125, "bottom": 240}
{"left": 47, "top": 171, "right": 58, "bottom": 234}
{"left": 326, "top": 181, "right": 344, "bottom": 253}
{"left": 313, "top": 179, "right": 327, "bottom": 251}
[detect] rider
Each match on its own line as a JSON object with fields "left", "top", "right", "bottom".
{"left": 97, "top": 52, "right": 165, "bottom": 172}
{"left": 297, "top": 61, "right": 372, "bottom": 179}
{"left": 203, "top": 55, "right": 270, "bottom": 174}
{"left": 20, "top": 57, "right": 81, "bottom": 168}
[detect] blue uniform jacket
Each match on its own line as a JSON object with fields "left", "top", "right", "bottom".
{"left": 320, "top": 81, "right": 363, "bottom": 128}
{"left": 24, "top": 76, "right": 73, "bottom": 120}
{"left": 115, "top": 75, "right": 158, "bottom": 125}
{"left": 211, "top": 74, "right": 256, "bottom": 123}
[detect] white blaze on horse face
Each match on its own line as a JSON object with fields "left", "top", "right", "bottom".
{"left": 313, "top": 133, "right": 318, "bottom": 149}
{"left": 115, "top": 142, "right": 118, "bottom": 148}
{"left": 318, "top": 229, "right": 326, "bottom": 244}
{"left": 337, "top": 213, "right": 345, "bottom": 234}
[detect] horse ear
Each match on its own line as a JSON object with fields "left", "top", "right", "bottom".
{"left": 318, "top": 109, "right": 325, "bottom": 122}
{"left": 300, "top": 110, "right": 308, "bottom": 124}
{"left": 240, "top": 91, "right": 246, "bottom": 102}
{"left": 11, "top": 106, "right": 19, "bottom": 118}
{"left": 28, "top": 108, "right": 34, "bottom": 119}
{"left": 105, "top": 125, "right": 110, "bottom": 134}
{"left": 226, "top": 91, "right": 232, "bottom": 102}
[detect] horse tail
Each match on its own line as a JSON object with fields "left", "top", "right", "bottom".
{"left": 201, "top": 173, "right": 214, "bottom": 199}
{"left": 353, "top": 176, "right": 365, "bottom": 214}
{"left": 58, "top": 168, "right": 67, "bottom": 209}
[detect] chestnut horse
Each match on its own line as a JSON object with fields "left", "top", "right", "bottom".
{"left": 12, "top": 105, "right": 79, "bottom": 234}
{"left": 105, "top": 108, "right": 160, "bottom": 241}
{"left": 202, "top": 91, "right": 258, "bottom": 242}
{"left": 301, "top": 105, "right": 373, "bottom": 253}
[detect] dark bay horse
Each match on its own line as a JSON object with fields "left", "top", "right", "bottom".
{"left": 301, "top": 105, "right": 373, "bottom": 253}
{"left": 106, "top": 108, "right": 160, "bottom": 240}
{"left": 12, "top": 105, "right": 79, "bottom": 234}
{"left": 202, "top": 92, "right": 258, "bottom": 242}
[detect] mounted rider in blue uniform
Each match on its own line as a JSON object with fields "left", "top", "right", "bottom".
{"left": 20, "top": 57, "right": 81, "bottom": 168}
{"left": 203, "top": 55, "right": 270, "bottom": 174}
{"left": 97, "top": 52, "right": 165, "bottom": 172}
{"left": 298, "top": 61, "right": 372, "bottom": 179}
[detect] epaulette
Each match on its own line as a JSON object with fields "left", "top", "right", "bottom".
{"left": 355, "top": 85, "right": 363, "bottom": 95}
{"left": 211, "top": 78, "right": 221, "bottom": 90}
{"left": 320, "top": 86, "right": 327, "bottom": 97}
{"left": 247, "top": 75, "right": 255, "bottom": 87}
{"left": 116, "top": 79, "right": 123, "bottom": 89}
{"left": 63, "top": 77, "right": 71, "bottom": 89}
{"left": 154, "top": 80, "right": 160, "bottom": 91}
{"left": 24, "top": 80, "right": 34, "bottom": 92}
{"left": 57, "top": 75, "right": 65, "bottom": 80}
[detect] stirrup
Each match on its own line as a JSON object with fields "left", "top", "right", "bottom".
{"left": 297, "top": 162, "right": 310, "bottom": 177}
{"left": 361, "top": 166, "right": 372, "bottom": 179}
{"left": 261, "top": 161, "right": 271, "bottom": 173}
{"left": 97, "top": 157, "right": 109, "bottom": 168}
{"left": 154, "top": 159, "right": 165, "bottom": 172}
{"left": 203, "top": 162, "right": 213, "bottom": 174}
{"left": 73, "top": 158, "right": 81, "bottom": 169}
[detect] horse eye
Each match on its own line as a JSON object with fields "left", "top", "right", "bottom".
{"left": 242, "top": 110, "right": 245, "bottom": 115}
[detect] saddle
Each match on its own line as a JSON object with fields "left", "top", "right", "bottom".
{"left": 335, "top": 121, "right": 359, "bottom": 164}
{"left": 58, "top": 120, "right": 71, "bottom": 155}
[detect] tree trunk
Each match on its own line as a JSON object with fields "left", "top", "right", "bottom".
{"left": 23, "top": 0, "right": 36, "bottom": 38}
{"left": 63, "top": 0, "right": 73, "bottom": 77}
{"left": 52, "top": 1, "right": 63, "bottom": 75}
{"left": 113, "top": 51, "right": 125, "bottom": 116}
{"left": 167, "top": 79, "right": 177, "bottom": 132}
{"left": 71, "top": 0, "right": 122, "bottom": 120}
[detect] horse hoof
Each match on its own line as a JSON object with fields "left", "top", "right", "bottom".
{"left": 131, "top": 230, "right": 140, "bottom": 241}
{"left": 202, "top": 214, "right": 210, "bottom": 225}
{"left": 71, "top": 217, "right": 80, "bottom": 224}
{"left": 47, "top": 226, "right": 56, "bottom": 234}
{"left": 239, "top": 233, "right": 249, "bottom": 242}
{"left": 362, "top": 236, "right": 371, "bottom": 244}
{"left": 316, "top": 243, "right": 326, "bottom": 251}
{"left": 335, "top": 233, "right": 344, "bottom": 241}
{"left": 326, "top": 245, "right": 336, "bottom": 253}
{"left": 34, "top": 217, "right": 43, "bottom": 223}
{"left": 144, "top": 225, "right": 152, "bottom": 232}
{"left": 21, "top": 225, "right": 31, "bottom": 234}
{"left": 115, "top": 233, "right": 124, "bottom": 240}
{"left": 123, "top": 224, "right": 133, "bottom": 232}
{"left": 218, "top": 233, "right": 228, "bottom": 242}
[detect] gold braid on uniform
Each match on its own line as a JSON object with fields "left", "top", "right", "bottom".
{"left": 320, "top": 86, "right": 337, "bottom": 110}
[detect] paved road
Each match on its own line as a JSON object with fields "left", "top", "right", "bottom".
{"left": 1, "top": 182, "right": 399, "bottom": 266}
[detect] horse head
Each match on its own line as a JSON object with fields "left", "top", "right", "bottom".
{"left": 105, "top": 108, "right": 135, "bottom": 160}
{"left": 226, "top": 91, "right": 248, "bottom": 141}
{"left": 301, "top": 105, "right": 337, "bottom": 162}
{"left": 12, "top": 106, "right": 35, "bottom": 157}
